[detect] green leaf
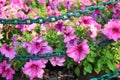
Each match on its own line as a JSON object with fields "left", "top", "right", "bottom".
{"left": 90, "top": 51, "right": 97, "bottom": 57}
{"left": 87, "top": 55, "right": 95, "bottom": 63}
{"left": 83, "top": 70, "right": 87, "bottom": 75}
{"left": 106, "top": 52, "right": 113, "bottom": 59}
{"left": 107, "top": 60, "right": 117, "bottom": 71}
{"left": 75, "top": 67, "right": 80, "bottom": 77}
{"left": 84, "top": 63, "right": 92, "bottom": 73}
{"left": 97, "top": 59, "right": 104, "bottom": 70}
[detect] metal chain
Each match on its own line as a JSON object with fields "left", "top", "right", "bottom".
{"left": 0, "top": 50, "right": 66, "bottom": 60}
{"left": 0, "top": 0, "right": 119, "bottom": 24}
{"left": 0, "top": 38, "right": 115, "bottom": 60}
{"left": 90, "top": 70, "right": 120, "bottom": 80}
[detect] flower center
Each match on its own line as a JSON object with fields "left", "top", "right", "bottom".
{"left": 78, "top": 45, "right": 83, "bottom": 52}
{"left": 65, "top": 32, "right": 70, "bottom": 36}
{"left": 0, "top": 1, "right": 3, "bottom": 4}
{"left": 35, "top": 42, "right": 40, "bottom": 47}
{"left": 112, "top": 27, "right": 119, "bottom": 33}
{"left": 83, "top": 19, "right": 89, "bottom": 24}
{"left": 2, "top": 66, "right": 6, "bottom": 71}
{"left": 5, "top": 46, "right": 11, "bottom": 51}
{"left": 31, "top": 64, "right": 38, "bottom": 70}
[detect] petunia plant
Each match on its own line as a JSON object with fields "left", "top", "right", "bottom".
{"left": 0, "top": 0, "right": 120, "bottom": 80}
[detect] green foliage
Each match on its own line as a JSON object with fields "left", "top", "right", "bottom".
{"left": 12, "top": 60, "right": 26, "bottom": 72}
{"left": 45, "top": 30, "right": 65, "bottom": 52}
{"left": 64, "top": 36, "right": 119, "bottom": 76}
{"left": 83, "top": 61, "right": 93, "bottom": 75}
{"left": 22, "top": 31, "right": 33, "bottom": 42}
{"left": 0, "top": 0, "right": 119, "bottom": 78}
{"left": 75, "top": 26, "right": 92, "bottom": 43}
{"left": 64, "top": 57, "right": 75, "bottom": 69}
{"left": 75, "top": 67, "right": 80, "bottom": 77}
{"left": 29, "top": 0, "right": 38, "bottom": 8}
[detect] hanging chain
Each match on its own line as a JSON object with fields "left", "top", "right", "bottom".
{"left": 90, "top": 70, "right": 120, "bottom": 80}
{"left": 0, "top": 50, "right": 66, "bottom": 60}
{"left": 0, "top": 0, "right": 119, "bottom": 24}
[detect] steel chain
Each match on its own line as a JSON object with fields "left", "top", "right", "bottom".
{"left": 90, "top": 70, "right": 120, "bottom": 80}
{"left": 0, "top": 0, "right": 118, "bottom": 24}
{"left": 0, "top": 50, "right": 66, "bottom": 61}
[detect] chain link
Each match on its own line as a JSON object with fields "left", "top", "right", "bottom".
{"left": 90, "top": 70, "right": 120, "bottom": 80}
{"left": 0, "top": 0, "right": 118, "bottom": 24}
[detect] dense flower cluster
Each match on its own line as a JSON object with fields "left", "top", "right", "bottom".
{"left": 0, "top": 0, "right": 120, "bottom": 80}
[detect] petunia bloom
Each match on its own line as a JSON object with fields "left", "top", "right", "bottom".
{"left": 88, "top": 22, "right": 101, "bottom": 40}
{"left": 22, "top": 60, "right": 46, "bottom": 80}
{"left": 49, "top": 57, "right": 65, "bottom": 66}
{"left": 0, "top": 0, "right": 6, "bottom": 8}
{"left": 22, "top": 41, "right": 43, "bottom": 54}
{"left": 113, "top": 8, "right": 120, "bottom": 19}
{"left": 0, "top": 61, "right": 15, "bottom": 80}
{"left": 22, "top": 40, "right": 53, "bottom": 55}
{"left": 10, "top": 0, "right": 24, "bottom": 9}
{"left": 66, "top": 37, "right": 79, "bottom": 48}
{"left": 0, "top": 44, "right": 17, "bottom": 60}
{"left": 79, "top": 16, "right": 94, "bottom": 27}
{"left": 66, "top": 40, "right": 90, "bottom": 63}
{"left": 64, "top": 26, "right": 76, "bottom": 43}
{"left": 65, "top": 0, "right": 76, "bottom": 11}
{"left": 54, "top": 20, "right": 64, "bottom": 33}
{"left": 80, "top": 0, "right": 92, "bottom": 6}
{"left": 38, "top": 0, "right": 46, "bottom": 4}
{"left": 102, "top": 19, "right": 120, "bottom": 41}
{"left": 15, "top": 23, "right": 36, "bottom": 32}
{"left": 12, "top": 36, "right": 20, "bottom": 50}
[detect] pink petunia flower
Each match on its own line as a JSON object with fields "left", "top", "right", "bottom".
{"left": 12, "top": 36, "right": 20, "bottom": 50}
{"left": 108, "top": 1, "right": 120, "bottom": 19}
{"left": 46, "top": 6, "right": 61, "bottom": 16}
{"left": 0, "top": 0, "right": 6, "bottom": 8}
{"left": 38, "top": 0, "right": 46, "bottom": 4}
{"left": 22, "top": 38, "right": 53, "bottom": 55}
{"left": 80, "top": 0, "right": 91, "bottom": 6}
{"left": 15, "top": 23, "right": 36, "bottom": 32}
{"left": 91, "top": 10, "right": 100, "bottom": 20}
{"left": 102, "top": 19, "right": 120, "bottom": 41}
{"left": 79, "top": 16, "right": 101, "bottom": 40}
{"left": 66, "top": 37, "right": 79, "bottom": 48}
{"left": 10, "top": 0, "right": 24, "bottom": 9}
{"left": 79, "top": 16, "right": 94, "bottom": 27}
{"left": 65, "top": 0, "right": 76, "bottom": 11}
{"left": 22, "top": 41, "right": 43, "bottom": 54}
{"left": 49, "top": 0, "right": 58, "bottom": 9}
{"left": 66, "top": 40, "right": 90, "bottom": 63}
{"left": 113, "top": 8, "right": 120, "bottom": 19}
{"left": 49, "top": 57, "right": 65, "bottom": 66}
{"left": 0, "top": 61, "right": 15, "bottom": 80}
{"left": 54, "top": 20, "right": 64, "bottom": 33}
{"left": 0, "top": 44, "right": 17, "bottom": 60}
{"left": 88, "top": 22, "right": 101, "bottom": 40}
{"left": 64, "top": 26, "right": 76, "bottom": 43}
{"left": 39, "top": 45, "right": 53, "bottom": 54}
{"left": 22, "top": 60, "right": 46, "bottom": 80}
